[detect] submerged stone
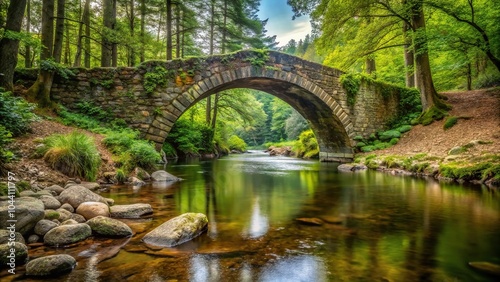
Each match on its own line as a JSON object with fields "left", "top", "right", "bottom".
{"left": 142, "top": 213, "right": 208, "bottom": 247}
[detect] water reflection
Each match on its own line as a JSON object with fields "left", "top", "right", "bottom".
{"left": 260, "top": 255, "right": 327, "bottom": 282}
{"left": 242, "top": 197, "right": 269, "bottom": 239}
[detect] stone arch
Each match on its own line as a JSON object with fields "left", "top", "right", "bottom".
{"left": 146, "top": 65, "right": 355, "bottom": 162}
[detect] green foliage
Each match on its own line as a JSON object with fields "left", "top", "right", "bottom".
{"left": 162, "top": 142, "right": 178, "bottom": 158}
{"left": 0, "top": 126, "right": 14, "bottom": 172}
{"left": 0, "top": 90, "right": 38, "bottom": 136}
{"left": 115, "top": 169, "right": 127, "bottom": 184}
{"left": 40, "top": 59, "right": 75, "bottom": 80}
{"left": 166, "top": 118, "right": 213, "bottom": 156}
{"left": 378, "top": 130, "right": 401, "bottom": 141}
{"left": 294, "top": 129, "right": 319, "bottom": 159}
{"left": 396, "top": 125, "right": 412, "bottom": 133}
{"left": 339, "top": 73, "right": 361, "bottom": 106}
{"left": 443, "top": 116, "right": 458, "bottom": 130}
{"left": 244, "top": 49, "right": 270, "bottom": 67}
{"left": 37, "top": 131, "right": 101, "bottom": 181}
{"left": 90, "top": 78, "right": 114, "bottom": 89}
{"left": 144, "top": 66, "right": 170, "bottom": 94}
{"left": 228, "top": 135, "right": 247, "bottom": 152}
{"left": 103, "top": 129, "right": 160, "bottom": 171}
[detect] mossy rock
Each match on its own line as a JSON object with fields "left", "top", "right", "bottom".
{"left": 396, "top": 125, "right": 412, "bottom": 133}
{"left": 379, "top": 130, "right": 401, "bottom": 141}
{"left": 389, "top": 138, "right": 399, "bottom": 145}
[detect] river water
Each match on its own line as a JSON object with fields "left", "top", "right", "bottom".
{"left": 8, "top": 151, "right": 500, "bottom": 281}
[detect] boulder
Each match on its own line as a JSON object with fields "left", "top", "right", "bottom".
{"left": 0, "top": 230, "right": 25, "bottom": 244}
{"left": 71, "top": 213, "right": 87, "bottom": 223}
{"left": 39, "top": 195, "right": 62, "bottom": 210}
{"left": 110, "top": 203, "right": 153, "bottom": 218}
{"left": 130, "top": 167, "right": 151, "bottom": 181}
{"left": 60, "top": 203, "right": 74, "bottom": 213}
{"left": 26, "top": 254, "right": 76, "bottom": 276}
{"left": 28, "top": 234, "right": 40, "bottom": 244}
{"left": 128, "top": 177, "right": 146, "bottom": 186}
{"left": 76, "top": 201, "right": 110, "bottom": 220}
{"left": 0, "top": 197, "right": 45, "bottom": 235}
{"left": 142, "top": 213, "right": 208, "bottom": 247}
{"left": 0, "top": 242, "right": 28, "bottom": 265}
{"left": 57, "top": 185, "right": 108, "bottom": 208}
{"left": 87, "top": 216, "right": 133, "bottom": 237}
{"left": 34, "top": 219, "right": 59, "bottom": 236}
{"left": 44, "top": 209, "right": 60, "bottom": 220}
{"left": 44, "top": 223, "right": 92, "bottom": 246}
{"left": 151, "top": 170, "right": 179, "bottom": 182}
{"left": 337, "top": 164, "right": 368, "bottom": 173}
{"left": 80, "top": 182, "right": 101, "bottom": 191}
{"left": 61, "top": 219, "right": 79, "bottom": 225}
{"left": 44, "top": 184, "right": 65, "bottom": 195}
{"left": 56, "top": 208, "right": 73, "bottom": 222}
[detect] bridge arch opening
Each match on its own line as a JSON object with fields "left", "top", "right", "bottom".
{"left": 150, "top": 72, "right": 355, "bottom": 162}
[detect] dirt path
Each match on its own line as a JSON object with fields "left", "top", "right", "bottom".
{"left": 378, "top": 88, "right": 500, "bottom": 158}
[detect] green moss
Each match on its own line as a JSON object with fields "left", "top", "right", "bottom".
{"left": 379, "top": 130, "right": 401, "bottom": 141}
{"left": 45, "top": 211, "right": 60, "bottom": 220}
{"left": 340, "top": 73, "right": 362, "bottom": 106}
{"left": 396, "top": 125, "right": 412, "bottom": 133}
{"left": 144, "top": 66, "right": 170, "bottom": 94}
{"left": 374, "top": 142, "right": 391, "bottom": 150}
{"left": 361, "top": 145, "right": 376, "bottom": 152}
{"left": 389, "top": 138, "right": 399, "bottom": 145}
{"left": 443, "top": 116, "right": 458, "bottom": 130}
{"left": 418, "top": 105, "right": 448, "bottom": 125}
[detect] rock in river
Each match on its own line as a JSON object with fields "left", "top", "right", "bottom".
{"left": 0, "top": 197, "right": 45, "bottom": 235}
{"left": 151, "top": 170, "right": 179, "bottom": 182}
{"left": 57, "top": 185, "right": 108, "bottom": 208}
{"left": 43, "top": 223, "right": 92, "bottom": 246}
{"left": 87, "top": 216, "right": 133, "bottom": 237}
{"left": 26, "top": 254, "right": 76, "bottom": 276}
{"left": 142, "top": 213, "right": 208, "bottom": 247}
{"left": 0, "top": 242, "right": 28, "bottom": 265}
{"left": 76, "top": 201, "right": 110, "bottom": 220}
{"left": 110, "top": 203, "right": 153, "bottom": 218}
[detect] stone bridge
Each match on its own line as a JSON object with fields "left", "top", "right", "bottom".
{"left": 38, "top": 50, "right": 406, "bottom": 162}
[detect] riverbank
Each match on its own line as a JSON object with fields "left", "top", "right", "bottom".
{"left": 352, "top": 88, "right": 500, "bottom": 187}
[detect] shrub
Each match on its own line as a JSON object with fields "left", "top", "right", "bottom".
{"left": 379, "top": 130, "right": 401, "bottom": 141}
{"left": 294, "top": 129, "right": 319, "bottom": 158}
{"left": 0, "top": 90, "right": 38, "bottom": 136}
{"left": 115, "top": 168, "right": 127, "bottom": 184}
{"left": 228, "top": 135, "right": 247, "bottom": 152}
{"left": 37, "top": 131, "right": 101, "bottom": 181}
{"left": 0, "top": 126, "right": 14, "bottom": 173}
{"left": 126, "top": 140, "right": 161, "bottom": 170}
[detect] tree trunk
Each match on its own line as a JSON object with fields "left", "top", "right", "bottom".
{"left": 129, "top": 0, "right": 135, "bottom": 66}
{"left": 111, "top": 0, "right": 117, "bottom": 67}
{"left": 64, "top": 17, "right": 70, "bottom": 64}
{"left": 101, "top": 0, "right": 113, "bottom": 67}
{"left": 211, "top": 93, "right": 219, "bottom": 129}
{"left": 84, "top": 0, "right": 90, "bottom": 67}
{"left": 25, "top": 0, "right": 32, "bottom": 68}
{"left": 26, "top": 0, "right": 55, "bottom": 108}
{"left": 365, "top": 58, "right": 376, "bottom": 75}
{"left": 166, "top": 0, "right": 172, "bottom": 60}
{"left": 410, "top": 0, "right": 449, "bottom": 124}
{"left": 140, "top": 0, "right": 145, "bottom": 62}
{"left": 0, "top": 0, "right": 28, "bottom": 91}
{"left": 53, "top": 0, "right": 65, "bottom": 63}
{"left": 403, "top": 21, "right": 415, "bottom": 88}
{"left": 175, "top": 5, "right": 180, "bottom": 58}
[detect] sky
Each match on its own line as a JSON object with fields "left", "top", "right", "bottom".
{"left": 257, "top": 0, "right": 312, "bottom": 47}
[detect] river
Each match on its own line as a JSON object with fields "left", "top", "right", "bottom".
{"left": 11, "top": 151, "right": 500, "bottom": 281}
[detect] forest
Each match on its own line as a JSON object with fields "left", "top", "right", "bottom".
{"left": 1, "top": 0, "right": 499, "bottom": 165}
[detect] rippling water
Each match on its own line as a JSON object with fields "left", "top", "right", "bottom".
{"left": 6, "top": 151, "right": 500, "bottom": 281}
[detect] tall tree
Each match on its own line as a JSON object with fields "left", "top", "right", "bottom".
{"left": 0, "top": 0, "right": 28, "bottom": 91}
{"left": 101, "top": 0, "right": 117, "bottom": 67}
{"left": 166, "top": 0, "right": 172, "bottom": 60}
{"left": 288, "top": 0, "right": 449, "bottom": 123}
{"left": 26, "top": 0, "right": 66, "bottom": 108}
